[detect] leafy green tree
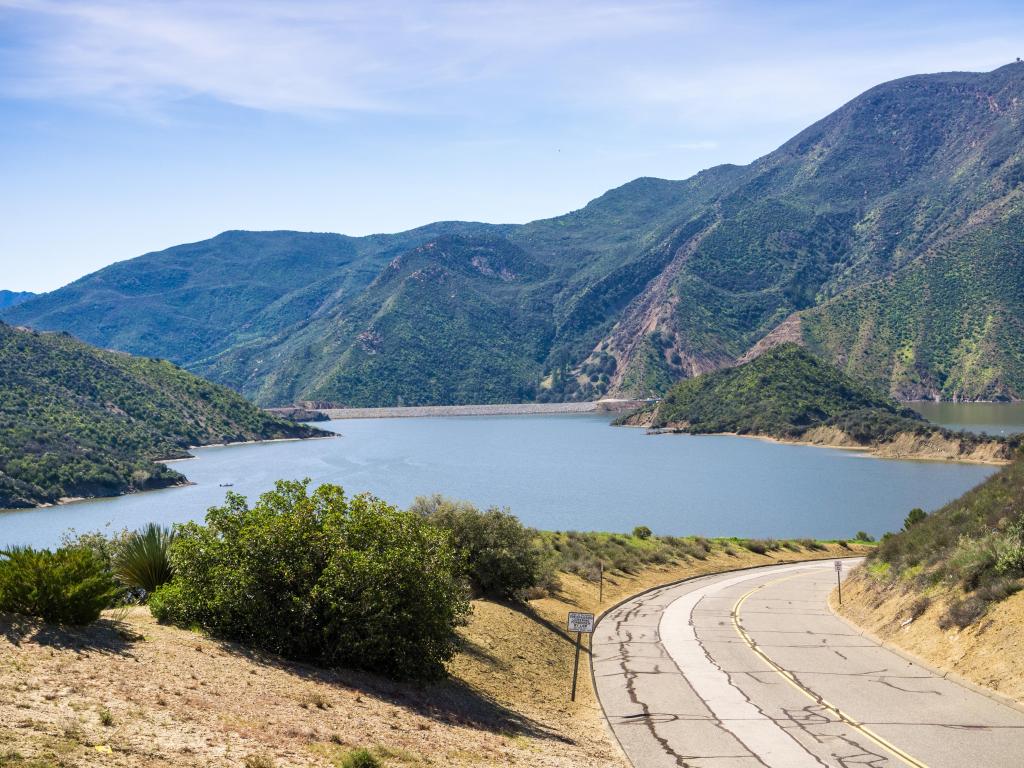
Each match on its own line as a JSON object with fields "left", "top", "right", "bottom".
{"left": 411, "top": 495, "right": 554, "bottom": 599}
{"left": 150, "top": 480, "right": 469, "bottom": 681}
{"left": 632, "top": 526, "right": 653, "bottom": 540}
{"left": 903, "top": 508, "right": 927, "bottom": 531}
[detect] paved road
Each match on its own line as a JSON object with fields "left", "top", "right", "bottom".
{"left": 592, "top": 560, "right": 1024, "bottom": 767}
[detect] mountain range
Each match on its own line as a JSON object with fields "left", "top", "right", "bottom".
{"left": 5, "top": 62, "right": 1024, "bottom": 406}
{"left": 0, "top": 291, "right": 35, "bottom": 310}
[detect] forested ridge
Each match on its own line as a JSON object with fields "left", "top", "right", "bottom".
{"left": 0, "top": 323, "right": 321, "bottom": 508}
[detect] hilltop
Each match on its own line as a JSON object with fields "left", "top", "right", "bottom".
{"left": 0, "top": 290, "right": 34, "bottom": 310}
{"left": 633, "top": 344, "right": 1018, "bottom": 462}
{"left": 0, "top": 322, "right": 322, "bottom": 508}
{"left": 5, "top": 63, "right": 1024, "bottom": 406}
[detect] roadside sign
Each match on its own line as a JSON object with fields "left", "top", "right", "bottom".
{"left": 835, "top": 560, "right": 843, "bottom": 572}
{"left": 835, "top": 560, "right": 844, "bottom": 605}
{"left": 567, "top": 611, "right": 596, "bottom": 701}
{"left": 568, "top": 611, "right": 595, "bottom": 634}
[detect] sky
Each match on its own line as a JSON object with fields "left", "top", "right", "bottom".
{"left": 2, "top": 1, "right": 1023, "bottom": 292}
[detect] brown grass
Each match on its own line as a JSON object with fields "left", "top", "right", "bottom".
{"left": 0, "top": 543, "right": 867, "bottom": 767}
{"left": 834, "top": 569, "right": 1024, "bottom": 705}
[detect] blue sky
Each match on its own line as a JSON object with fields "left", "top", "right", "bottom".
{"left": 2, "top": 1, "right": 1023, "bottom": 292}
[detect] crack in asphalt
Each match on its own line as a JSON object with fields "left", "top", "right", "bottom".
{"left": 595, "top": 563, "right": 1024, "bottom": 768}
{"left": 693, "top": 594, "right": 824, "bottom": 767}
{"left": 608, "top": 593, "right": 705, "bottom": 767}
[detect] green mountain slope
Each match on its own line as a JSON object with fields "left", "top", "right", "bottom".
{"left": 648, "top": 344, "right": 899, "bottom": 434}
{"left": 0, "top": 291, "right": 34, "bottom": 310}
{"left": 801, "top": 196, "right": 1024, "bottom": 400}
{"left": 6, "top": 63, "right": 1024, "bottom": 406}
{"left": 641, "top": 344, "right": 1018, "bottom": 461}
{"left": 0, "top": 322, "right": 321, "bottom": 508}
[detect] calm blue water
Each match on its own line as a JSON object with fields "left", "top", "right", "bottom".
{"left": 909, "top": 402, "right": 1024, "bottom": 436}
{"left": 0, "top": 413, "right": 1000, "bottom": 549}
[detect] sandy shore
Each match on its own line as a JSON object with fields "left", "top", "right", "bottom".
{"left": 644, "top": 426, "right": 1011, "bottom": 465}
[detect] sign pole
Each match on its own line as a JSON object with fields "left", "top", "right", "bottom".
{"left": 835, "top": 560, "right": 843, "bottom": 605}
{"left": 570, "top": 631, "right": 582, "bottom": 701}
{"left": 599, "top": 561, "right": 604, "bottom": 604}
{"left": 566, "top": 611, "right": 595, "bottom": 702}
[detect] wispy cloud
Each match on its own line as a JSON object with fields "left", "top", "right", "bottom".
{"left": 0, "top": 0, "right": 701, "bottom": 115}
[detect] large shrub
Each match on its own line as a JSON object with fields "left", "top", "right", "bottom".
{"left": 0, "top": 546, "right": 120, "bottom": 624}
{"left": 150, "top": 481, "right": 469, "bottom": 681}
{"left": 411, "top": 495, "right": 553, "bottom": 599}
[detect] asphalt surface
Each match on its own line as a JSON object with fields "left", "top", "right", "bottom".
{"left": 592, "top": 559, "right": 1024, "bottom": 767}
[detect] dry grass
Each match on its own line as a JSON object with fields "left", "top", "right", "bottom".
{"left": 835, "top": 569, "right": 1024, "bottom": 705}
{"left": 0, "top": 543, "right": 866, "bottom": 767}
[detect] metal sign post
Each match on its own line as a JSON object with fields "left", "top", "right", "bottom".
{"left": 598, "top": 561, "right": 604, "bottom": 604}
{"left": 567, "top": 611, "right": 595, "bottom": 701}
{"left": 835, "top": 560, "right": 843, "bottom": 605}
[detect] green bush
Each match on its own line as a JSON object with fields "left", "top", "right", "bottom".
{"left": 854, "top": 531, "right": 875, "bottom": 542}
{"left": 112, "top": 523, "right": 176, "bottom": 595}
{"left": 632, "top": 526, "right": 653, "bottom": 540}
{"left": 0, "top": 546, "right": 120, "bottom": 625}
{"left": 411, "top": 495, "right": 554, "bottom": 599}
{"left": 903, "top": 508, "right": 927, "bottom": 531}
{"left": 150, "top": 481, "right": 470, "bottom": 681}
{"left": 340, "top": 749, "right": 381, "bottom": 768}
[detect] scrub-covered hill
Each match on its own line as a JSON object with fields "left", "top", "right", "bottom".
{"left": 635, "top": 344, "right": 1019, "bottom": 462}
{"left": 7, "top": 63, "right": 1024, "bottom": 405}
{"left": 838, "top": 454, "right": 1024, "bottom": 704}
{"left": 0, "top": 322, "right": 322, "bottom": 508}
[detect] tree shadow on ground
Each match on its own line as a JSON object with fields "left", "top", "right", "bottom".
{"left": 209, "top": 635, "right": 573, "bottom": 744}
{"left": 0, "top": 612, "right": 140, "bottom": 657}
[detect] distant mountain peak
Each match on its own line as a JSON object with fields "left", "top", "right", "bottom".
{"left": 4, "top": 64, "right": 1024, "bottom": 405}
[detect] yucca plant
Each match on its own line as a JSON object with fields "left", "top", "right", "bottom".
{"left": 112, "top": 523, "right": 176, "bottom": 595}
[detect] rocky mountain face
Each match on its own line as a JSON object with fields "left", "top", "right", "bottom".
{"left": 6, "top": 63, "right": 1024, "bottom": 405}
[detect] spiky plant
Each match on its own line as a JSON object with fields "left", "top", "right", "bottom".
{"left": 112, "top": 523, "right": 176, "bottom": 595}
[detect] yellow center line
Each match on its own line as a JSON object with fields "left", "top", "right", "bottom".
{"left": 731, "top": 570, "right": 930, "bottom": 768}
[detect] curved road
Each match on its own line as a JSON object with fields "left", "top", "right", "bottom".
{"left": 592, "top": 559, "right": 1024, "bottom": 767}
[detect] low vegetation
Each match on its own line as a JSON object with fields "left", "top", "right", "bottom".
{"left": 0, "top": 322, "right": 322, "bottom": 508}
{"left": 858, "top": 455, "right": 1024, "bottom": 629}
{"left": 0, "top": 545, "right": 119, "bottom": 624}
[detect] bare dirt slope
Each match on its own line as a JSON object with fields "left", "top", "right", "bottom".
{"left": 1, "top": 543, "right": 866, "bottom": 768}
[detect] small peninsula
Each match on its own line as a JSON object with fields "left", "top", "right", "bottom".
{"left": 0, "top": 322, "right": 324, "bottom": 509}
{"left": 623, "top": 344, "right": 1019, "bottom": 463}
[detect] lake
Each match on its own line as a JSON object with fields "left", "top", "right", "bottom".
{"left": 1, "top": 409, "right": 1014, "bottom": 549}
{"left": 909, "top": 401, "right": 1024, "bottom": 436}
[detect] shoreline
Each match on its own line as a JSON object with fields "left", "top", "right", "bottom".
{"left": 645, "top": 426, "right": 1011, "bottom": 465}
{"left": 7, "top": 434, "right": 338, "bottom": 512}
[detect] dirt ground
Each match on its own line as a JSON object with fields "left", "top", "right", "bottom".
{"left": 835, "top": 570, "right": 1024, "bottom": 705}
{"left": 0, "top": 543, "right": 866, "bottom": 768}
